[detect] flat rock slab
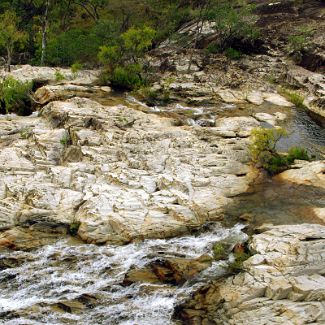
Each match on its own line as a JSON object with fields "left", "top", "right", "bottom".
{"left": 0, "top": 97, "right": 256, "bottom": 246}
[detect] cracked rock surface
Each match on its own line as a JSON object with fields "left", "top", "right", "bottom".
{"left": 0, "top": 96, "right": 258, "bottom": 245}
{"left": 175, "top": 224, "right": 325, "bottom": 325}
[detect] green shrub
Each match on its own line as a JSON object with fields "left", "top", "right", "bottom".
{"left": 280, "top": 88, "right": 306, "bottom": 109}
{"left": 135, "top": 86, "right": 159, "bottom": 104}
{"left": 110, "top": 64, "right": 145, "bottom": 90}
{"left": 228, "top": 251, "right": 251, "bottom": 272}
{"left": 225, "top": 47, "right": 242, "bottom": 60}
{"left": 287, "top": 147, "right": 310, "bottom": 163}
{"left": 60, "top": 135, "right": 70, "bottom": 146}
{"left": 71, "top": 62, "right": 83, "bottom": 76}
{"left": 69, "top": 222, "right": 80, "bottom": 236}
{"left": 263, "top": 153, "right": 289, "bottom": 174}
{"left": 288, "top": 25, "right": 314, "bottom": 52}
{"left": 98, "top": 26, "right": 155, "bottom": 90}
{"left": 0, "top": 77, "right": 33, "bottom": 114}
{"left": 249, "top": 127, "right": 289, "bottom": 175}
{"left": 55, "top": 71, "right": 65, "bottom": 82}
{"left": 249, "top": 128, "right": 310, "bottom": 174}
{"left": 212, "top": 2, "right": 259, "bottom": 50}
{"left": 205, "top": 42, "right": 220, "bottom": 54}
{"left": 249, "top": 127, "right": 287, "bottom": 163}
{"left": 213, "top": 243, "right": 227, "bottom": 260}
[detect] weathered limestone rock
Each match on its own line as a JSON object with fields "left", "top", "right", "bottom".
{"left": 275, "top": 161, "right": 325, "bottom": 188}
{"left": 34, "top": 84, "right": 111, "bottom": 105}
{"left": 254, "top": 112, "right": 287, "bottom": 126}
{"left": 175, "top": 224, "right": 325, "bottom": 325}
{"left": 0, "top": 97, "right": 257, "bottom": 246}
{"left": 215, "top": 116, "right": 260, "bottom": 138}
{"left": 0, "top": 65, "right": 99, "bottom": 85}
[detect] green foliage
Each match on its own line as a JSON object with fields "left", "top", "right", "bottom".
{"left": 249, "top": 127, "right": 289, "bottom": 174}
{"left": 60, "top": 135, "right": 70, "bottom": 146}
{"left": 205, "top": 42, "right": 220, "bottom": 54}
{"left": 287, "top": 147, "right": 310, "bottom": 163}
{"left": 213, "top": 243, "right": 226, "bottom": 260}
{"left": 211, "top": 1, "right": 259, "bottom": 50}
{"left": 69, "top": 222, "right": 81, "bottom": 236}
{"left": 0, "top": 10, "right": 27, "bottom": 70}
{"left": 262, "top": 153, "right": 289, "bottom": 175}
{"left": 122, "top": 26, "right": 156, "bottom": 57}
{"left": 98, "top": 45, "right": 120, "bottom": 70}
{"left": 110, "top": 64, "right": 145, "bottom": 90}
{"left": 225, "top": 47, "right": 242, "bottom": 60}
{"left": 279, "top": 88, "right": 306, "bottom": 109}
{"left": 249, "top": 127, "right": 310, "bottom": 174}
{"left": 249, "top": 127, "right": 287, "bottom": 163}
{"left": 55, "top": 71, "right": 65, "bottom": 82}
{"left": 135, "top": 86, "right": 159, "bottom": 104}
{"left": 98, "top": 26, "right": 155, "bottom": 90}
{"left": 288, "top": 25, "right": 315, "bottom": 52}
{"left": 43, "top": 21, "right": 119, "bottom": 66}
{"left": 228, "top": 251, "right": 251, "bottom": 272}
{"left": 0, "top": 77, "right": 33, "bottom": 114}
{"left": 71, "top": 62, "right": 83, "bottom": 74}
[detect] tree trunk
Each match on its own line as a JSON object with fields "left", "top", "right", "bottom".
{"left": 41, "top": 0, "right": 50, "bottom": 66}
{"left": 6, "top": 48, "right": 12, "bottom": 72}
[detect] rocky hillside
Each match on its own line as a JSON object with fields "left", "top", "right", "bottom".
{"left": 148, "top": 0, "right": 325, "bottom": 124}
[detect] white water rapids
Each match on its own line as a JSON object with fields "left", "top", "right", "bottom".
{"left": 0, "top": 223, "right": 247, "bottom": 325}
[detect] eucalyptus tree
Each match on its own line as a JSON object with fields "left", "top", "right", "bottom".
{"left": 0, "top": 11, "right": 27, "bottom": 71}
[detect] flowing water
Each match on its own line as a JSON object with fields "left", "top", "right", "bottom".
{"left": 97, "top": 93, "right": 325, "bottom": 157}
{"left": 0, "top": 224, "right": 247, "bottom": 325}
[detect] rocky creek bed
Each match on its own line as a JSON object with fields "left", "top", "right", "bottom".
{"left": 0, "top": 65, "right": 324, "bottom": 324}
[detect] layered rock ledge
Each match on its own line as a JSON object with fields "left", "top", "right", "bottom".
{"left": 175, "top": 224, "right": 325, "bottom": 325}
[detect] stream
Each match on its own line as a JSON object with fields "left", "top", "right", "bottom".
{"left": 0, "top": 224, "right": 246, "bottom": 324}
{"left": 0, "top": 93, "right": 324, "bottom": 324}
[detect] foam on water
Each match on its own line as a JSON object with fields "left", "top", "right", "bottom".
{"left": 0, "top": 223, "right": 246, "bottom": 324}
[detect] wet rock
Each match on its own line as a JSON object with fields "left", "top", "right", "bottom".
{"left": 124, "top": 254, "right": 212, "bottom": 286}
{"left": 174, "top": 224, "right": 325, "bottom": 325}
{"left": 0, "top": 227, "right": 67, "bottom": 250}
{"left": 263, "top": 93, "right": 294, "bottom": 107}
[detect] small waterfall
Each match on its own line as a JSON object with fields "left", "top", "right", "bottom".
{"left": 0, "top": 223, "right": 247, "bottom": 324}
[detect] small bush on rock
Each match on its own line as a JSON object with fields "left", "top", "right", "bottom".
{"left": 55, "top": 71, "right": 65, "bottom": 82}
{"left": 228, "top": 251, "right": 251, "bottom": 272}
{"left": 0, "top": 77, "right": 33, "bottom": 115}
{"left": 250, "top": 127, "right": 310, "bottom": 174}
{"left": 225, "top": 47, "right": 242, "bottom": 60}
{"left": 213, "top": 243, "right": 227, "bottom": 260}
{"left": 280, "top": 88, "right": 306, "bottom": 109}
{"left": 98, "top": 26, "right": 155, "bottom": 90}
{"left": 110, "top": 64, "right": 145, "bottom": 90}
{"left": 287, "top": 147, "right": 310, "bottom": 163}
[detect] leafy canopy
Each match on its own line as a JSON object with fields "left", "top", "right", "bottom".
{"left": 0, "top": 10, "right": 27, "bottom": 54}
